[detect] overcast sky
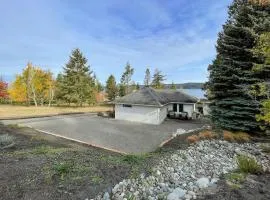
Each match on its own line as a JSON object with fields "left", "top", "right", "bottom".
{"left": 0, "top": 0, "right": 232, "bottom": 84}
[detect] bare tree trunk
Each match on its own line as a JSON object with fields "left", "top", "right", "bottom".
{"left": 48, "top": 85, "right": 54, "bottom": 107}
{"left": 29, "top": 66, "right": 38, "bottom": 107}
{"left": 32, "top": 88, "right": 38, "bottom": 107}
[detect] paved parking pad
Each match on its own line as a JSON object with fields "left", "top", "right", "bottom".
{"left": 2, "top": 114, "right": 204, "bottom": 153}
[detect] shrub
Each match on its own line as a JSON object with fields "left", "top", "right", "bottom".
{"left": 53, "top": 162, "right": 73, "bottom": 179}
{"left": 186, "top": 135, "right": 200, "bottom": 144}
{"left": 122, "top": 154, "right": 147, "bottom": 164}
{"left": 225, "top": 172, "right": 246, "bottom": 184}
{"left": 237, "top": 155, "right": 263, "bottom": 174}
{"left": 233, "top": 132, "right": 250, "bottom": 143}
{"left": 223, "top": 131, "right": 250, "bottom": 143}
{"left": 97, "top": 112, "right": 105, "bottom": 117}
{"left": 199, "top": 130, "right": 215, "bottom": 140}
{"left": 223, "top": 131, "right": 235, "bottom": 142}
{"left": 0, "top": 134, "right": 15, "bottom": 148}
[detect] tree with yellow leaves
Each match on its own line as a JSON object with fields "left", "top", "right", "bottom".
{"left": 9, "top": 63, "right": 55, "bottom": 106}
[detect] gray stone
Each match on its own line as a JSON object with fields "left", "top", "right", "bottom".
{"left": 196, "top": 177, "right": 210, "bottom": 189}
{"left": 167, "top": 187, "right": 186, "bottom": 200}
{"left": 103, "top": 192, "right": 110, "bottom": 200}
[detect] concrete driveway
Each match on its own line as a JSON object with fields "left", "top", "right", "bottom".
{"left": 2, "top": 114, "right": 204, "bottom": 154}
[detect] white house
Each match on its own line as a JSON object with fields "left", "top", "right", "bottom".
{"left": 114, "top": 87, "right": 198, "bottom": 125}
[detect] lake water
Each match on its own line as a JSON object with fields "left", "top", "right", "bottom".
{"left": 179, "top": 89, "right": 206, "bottom": 99}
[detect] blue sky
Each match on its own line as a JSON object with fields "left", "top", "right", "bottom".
{"left": 0, "top": 0, "right": 232, "bottom": 84}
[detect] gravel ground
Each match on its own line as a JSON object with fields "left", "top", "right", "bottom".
{"left": 198, "top": 173, "right": 270, "bottom": 200}
{"left": 96, "top": 140, "right": 270, "bottom": 200}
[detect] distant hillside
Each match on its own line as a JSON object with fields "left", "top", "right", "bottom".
{"left": 164, "top": 82, "right": 204, "bottom": 89}
{"left": 137, "top": 82, "right": 204, "bottom": 90}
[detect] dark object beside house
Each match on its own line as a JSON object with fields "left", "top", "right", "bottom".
{"left": 97, "top": 111, "right": 115, "bottom": 118}
{"left": 167, "top": 111, "right": 189, "bottom": 120}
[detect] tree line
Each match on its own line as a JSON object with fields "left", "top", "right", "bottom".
{"left": 1, "top": 48, "right": 171, "bottom": 106}
{"left": 206, "top": 0, "right": 270, "bottom": 133}
{"left": 106, "top": 64, "right": 168, "bottom": 101}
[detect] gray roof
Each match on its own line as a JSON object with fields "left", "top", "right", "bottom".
{"left": 114, "top": 87, "right": 198, "bottom": 106}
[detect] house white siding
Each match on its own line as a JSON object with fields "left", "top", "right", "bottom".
{"left": 115, "top": 104, "right": 160, "bottom": 124}
{"left": 159, "top": 106, "right": 168, "bottom": 124}
{"left": 183, "top": 104, "right": 194, "bottom": 118}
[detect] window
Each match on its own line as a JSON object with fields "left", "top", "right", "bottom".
{"left": 123, "top": 104, "right": 132, "bottom": 108}
{"left": 173, "top": 104, "right": 177, "bottom": 112}
{"left": 179, "top": 104, "right": 183, "bottom": 112}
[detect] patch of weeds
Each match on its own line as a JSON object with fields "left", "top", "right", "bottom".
{"left": 122, "top": 154, "right": 151, "bottom": 165}
{"left": 157, "top": 193, "right": 168, "bottom": 200}
{"left": 0, "top": 134, "right": 15, "bottom": 148}
{"left": 237, "top": 155, "right": 263, "bottom": 174}
{"left": 228, "top": 182, "right": 242, "bottom": 189}
{"left": 225, "top": 172, "right": 246, "bottom": 189}
{"left": 179, "top": 153, "right": 187, "bottom": 160}
{"left": 91, "top": 175, "right": 104, "bottom": 184}
{"left": 100, "top": 155, "right": 124, "bottom": 165}
{"left": 73, "top": 165, "right": 92, "bottom": 174}
{"left": 71, "top": 176, "right": 84, "bottom": 184}
{"left": 6, "top": 124, "right": 20, "bottom": 128}
{"left": 129, "top": 165, "right": 141, "bottom": 179}
{"left": 43, "top": 165, "right": 54, "bottom": 184}
{"left": 260, "top": 144, "right": 270, "bottom": 154}
{"left": 126, "top": 193, "right": 136, "bottom": 200}
{"left": 32, "top": 145, "right": 69, "bottom": 155}
{"left": 225, "top": 172, "right": 246, "bottom": 183}
{"left": 53, "top": 162, "right": 73, "bottom": 180}
{"left": 30, "top": 135, "right": 46, "bottom": 142}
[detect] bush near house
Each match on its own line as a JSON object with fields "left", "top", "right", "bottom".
{"left": 198, "top": 130, "right": 216, "bottom": 140}
{"left": 237, "top": 155, "right": 263, "bottom": 174}
{"left": 223, "top": 131, "right": 251, "bottom": 143}
{"left": 186, "top": 135, "right": 200, "bottom": 144}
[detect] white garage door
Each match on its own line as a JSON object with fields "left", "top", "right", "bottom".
{"left": 115, "top": 104, "right": 160, "bottom": 124}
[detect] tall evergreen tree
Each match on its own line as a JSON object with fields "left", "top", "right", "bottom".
{"left": 207, "top": 0, "right": 269, "bottom": 132}
{"left": 120, "top": 62, "right": 134, "bottom": 95}
{"left": 151, "top": 69, "right": 166, "bottom": 89}
{"left": 136, "top": 83, "right": 140, "bottom": 90}
{"left": 170, "top": 81, "right": 177, "bottom": 90}
{"left": 106, "top": 75, "right": 118, "bottom": 101}
{"left": 144, "top": 68, "right": 151, "bottom": 87}
{"left": 59, "top": 48, "right": 95, "bottom": 106}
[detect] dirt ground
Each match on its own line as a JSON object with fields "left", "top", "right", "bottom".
{"left": 0, "top": 123, "right": 161, "bottom": 200}
{"left": 1, "top": 123, "right": 270, "bottom": 200}
{"left": 198, "top": 173, "right": 270, "bottom": 200}
{"left": 0, "top": 105, "right": 112, "bottom": 119}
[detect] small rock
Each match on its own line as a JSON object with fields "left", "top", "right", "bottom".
{"left": 103, "top": 192, "right": 110, "bottom": 200}
{"left": 196, "top": 177, "right": 210, "bottom": 189}
{"left": 167, "top": 187, "right": 186, "bottom": 200}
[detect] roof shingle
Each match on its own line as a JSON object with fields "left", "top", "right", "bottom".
{"left": 114, "top": 87, "right": 198, "bottom": 106}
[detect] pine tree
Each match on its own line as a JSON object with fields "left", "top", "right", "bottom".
{"left": 106, "top": 75, "right": 118, "bottom": 101}
{"left": 207, "top": 0, "right": 269, "bottom": 132}
{"left": 136, "top": 83, "right": 140, "bottom": 90}
{"left": 118, "top": 83, "right": 126, "bottom": 97}
{"left": 151, "top": 69, "right": 166, "bottom": 89}
{"left": 120, "top": 62, "right": 134, "bottom": 95}
{"left": 59, "top": 48, "right": 95, "bottom": 106}
{"left": 144, "top": 68, "right": 151, "bottom": 87}
{"left": 170, "top": 81, "right": 177, "bottom": 90}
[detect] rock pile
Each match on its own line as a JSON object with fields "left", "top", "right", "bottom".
{"left": 95, "top": 140, "right": 270, "bottom": 200}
